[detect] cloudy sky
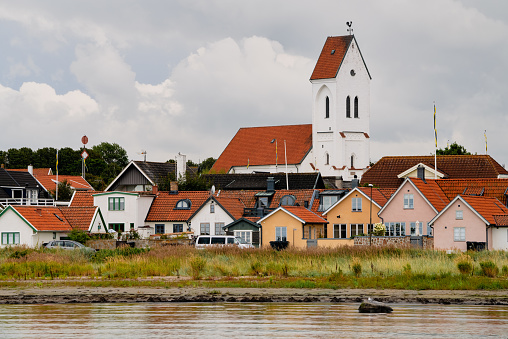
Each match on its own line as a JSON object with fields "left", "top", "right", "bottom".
{"left": 1, "top": 0, "right": 507, "bottom": 167}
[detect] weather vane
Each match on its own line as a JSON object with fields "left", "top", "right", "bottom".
{"left": 346, "top": 21, "right": 353, "bottom": 35}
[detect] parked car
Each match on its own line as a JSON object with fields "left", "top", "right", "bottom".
{"left": 44, "top": 240, "right": 96, "bottom": 252}
{"left": 195, "top": 235, "right": 254, "bottom": 249}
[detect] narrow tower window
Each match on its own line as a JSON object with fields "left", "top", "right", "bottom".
{"left": 325, "top": 96, "right": 329, "bottom": 119}
{"left": 351, "top": 155, "right": 354, "bottom": 168}
{"left": 346, "top": 96, "right": 351, "bottom": 118}
{"left": 354, "top": 96, "right": 359, "bottom": 118}
{"left": 325, "top": 153, "right": 330, "bottom": 165}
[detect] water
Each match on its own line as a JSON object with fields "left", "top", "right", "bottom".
{"left": 0, "top": 302, "right": 506, "bottom": 338}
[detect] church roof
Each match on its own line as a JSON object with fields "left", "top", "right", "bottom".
{"left": 203, "top": 173, "right": 325, "bottom": 190}
{"left": 211, "top": 124, "right": 312, "bottom": 173}
{"left": 360, "top": 155, "right": 508, "bottom": 189}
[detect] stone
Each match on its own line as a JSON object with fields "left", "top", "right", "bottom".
{"left": 358, "top": 300, "right": 393, "bottom": 313}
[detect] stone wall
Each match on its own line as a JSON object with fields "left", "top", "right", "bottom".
{"left": 86, "top": 238, "right": 193, "bottom": 250}
{"left": 353, "top": 236, "right": 434, "bottom": 249}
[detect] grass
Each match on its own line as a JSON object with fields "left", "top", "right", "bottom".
{"left": 0, "top": 245, "right": 507, "bottom": 290}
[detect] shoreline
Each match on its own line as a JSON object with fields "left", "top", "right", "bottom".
{"left": 1, "top": 287, "right": 508, "bottom": 305}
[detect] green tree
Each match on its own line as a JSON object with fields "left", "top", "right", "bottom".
{"left": 177, "top": 172, "right": 212, "bottom": 191}
{"left": 436, "top": 142, "right": 471, "bottom": 155}
{"left": 186, "top": 159, "right": 199, "bottom": 167}
{"left": 34, "top": 147, "right": 58, "bottom": 169}
{"left": 7, "top": 147, "right": 34, "bottom": 168}
{"left": 198, "top": 157, "right": 216, "bottom": 174}
{"left": 157, "top": 172, "right": 177, "bottom": 191}
{"left": 53, "top": 179, "right": 73, "bottom": 201}
{"left": 91, "top": 142, "right": 128, "bottom": 167}
{"left": 0, "top": 151, "right": 5, "bottom": 166}
{"left": 58, "top": 147, "right": 82, "bottom": 175}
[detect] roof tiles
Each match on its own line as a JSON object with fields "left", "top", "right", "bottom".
{"left": 310, "top": 36, "right": 353, "bottom": 80}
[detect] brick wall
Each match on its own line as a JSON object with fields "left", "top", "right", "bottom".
{"left": 353, "top": 236, "right": 434, "bottom": 249}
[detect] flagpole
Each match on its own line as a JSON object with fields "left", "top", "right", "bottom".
{"left": 56, "top": 149, "right": 59, "bottom": 201}
{"left": 434, "top": 102, "right": 437, "bottom": 179}
{"left": 484, "top": 130, "right": 487, "bottom": 154}
{"left": 284, "top": 140, "right": 289, "bottom": 190}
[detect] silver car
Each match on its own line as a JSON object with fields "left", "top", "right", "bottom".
{"left": 44, "top": 240, "right": 95, "bottom": 252}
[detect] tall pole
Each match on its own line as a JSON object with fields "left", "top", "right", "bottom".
{"left": 434, "top": 102, "right": 437, "bottom": 179}
{"left": 56, "top": 149, "right": 59, "bottom": 201}
{"left": 369, "top": 183, "right": 373, "bottom": 246}
{"left": 284, "top": 140, "right": 289, "bottom": 190}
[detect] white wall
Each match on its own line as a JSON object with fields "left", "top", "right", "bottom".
{"left": 188, "top": 200, "right": 235, "bottom": 236}
{"left": 0, "top": 208, "right": 36, "bottom": 247}
{"left": 491, "top": 227, "right": 508, "bottom": 250}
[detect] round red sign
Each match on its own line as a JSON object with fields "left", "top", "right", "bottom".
{"left": 81, "top": 135, "right": 88, "bottom": 145}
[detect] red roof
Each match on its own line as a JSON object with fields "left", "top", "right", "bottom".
{"left": 360, "top": 155, "right": 508, "bottom": 188}
{"left": 145, "top": 191, "right": 210, "bottom": 222}
{"left": 70, "top": 190, "right": 102, "bottom": 207}
{"left": 9, "top": 168, "right": 52, "bottom": 176}
{"left": 59, "top": 207, "right": 98, "bottom": 231}
{"left": 211, "top": 124, "right": 312, "bottom": 173}
{"left": 459, "top": 195, "right": 508, "bottom": 224}
{"left": 310, "top": 36, "right": 353, "bottom": 80}
{"left": 357, "top": 187, "right": 390, "bottom": 207}
{"left": 436, "top": 179, "right": 508, "bottom": 206}
{"left": 12, "top": 206, "right": 72, "bottom": 231}
{"left": 37, "top": 175, "right": 94, "bottom": 192}
{"left": 410, "top": 178, "right": 450, "bottom": 212}
{"left": 282, "top": 206, "right": 327, "bottom": 224}
{"left": 214, "top": 197, "right": 245, "bottom": 220}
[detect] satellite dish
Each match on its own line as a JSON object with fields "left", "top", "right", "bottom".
{"left": 210, "top": 185, "right": 216, "bottom": 195}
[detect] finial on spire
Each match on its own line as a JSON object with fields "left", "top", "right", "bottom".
{"left": 346, "top": 21, "right": 353, "bottom": 35}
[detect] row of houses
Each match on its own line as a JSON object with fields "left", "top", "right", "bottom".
{"left": 1, "top": 154, "right": 508, "bottom": 251}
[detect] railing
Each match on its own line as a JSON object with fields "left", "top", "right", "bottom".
{"left": 243, "top": 207, "right": 276, "bottom": 217}
{"left": 0, "top": 198, "right": 55, "bottom": 207}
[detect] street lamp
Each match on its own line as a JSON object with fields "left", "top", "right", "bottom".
{"left": 369, "top": 184, "right": 373, "bottom": 246}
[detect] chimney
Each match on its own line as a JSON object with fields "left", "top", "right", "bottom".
{"left": 267, "top": 177, "right": 275, "bottom": 192}
{"left": 152, "top": 185, "right": 158, "bottom": 195}
{"left": 176, "top": 153, "right": 186, "bottom": 180}
{"left": 28, "top": 165, "right": 33, "bottom": 175}
{"left": 351, "top": 175, "right": 359, "bottom": 189}
{"left": 417, "top": 165, "right": 426, "bottom": 182}
{"left": 170, "top": 181, "right": 179, "bottom": 191}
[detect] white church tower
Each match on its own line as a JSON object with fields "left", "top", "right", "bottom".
{"left": 310, "top": 34, "right": 371, "bottom": 181}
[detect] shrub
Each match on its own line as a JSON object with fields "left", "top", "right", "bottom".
{"left": 502, "top": 265, "right": 508, "bottom": 276}
{"left": 403, "top": 263, "right": 412, "bottom": 275}
{"left": 373, "top": 223, "right": 386, "bottom": 236}
{"left": 457, "top": 261, "right": 473, "bottom": 275}
{"left": 480, "top": 261, "right": 499, "bottom": 278}
{"left": 68, "top": 229, "right": 90, "bottom": 245}
{"left": 351, "top": 258, "right": 362, "bottom": 277}
{"left": 189, "top": 256, "right": 207, "bottom": 279}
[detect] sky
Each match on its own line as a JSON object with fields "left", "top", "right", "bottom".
{"left": 1, "top": 0, "right": 508, "bottom": 167}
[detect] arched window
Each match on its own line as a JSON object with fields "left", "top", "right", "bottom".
{"left": 346, "top": 96, "right": 351, "bottom": 118}
{"left": 325, "top": 96, "right": 329, "bottom": 119}
{"left": 280, "top": 195, "right": 296, "bottom": 206}
{"left": 325, "top": 152, "right": 330, "bottom": 165}
{"left": 354, "top": 96, "right": 359, "bottom": 118}
{"left": 351, "top": 155, "right": 355, "bottom": 168}
{"left": 175, "top": 199, "right": 191, "bottom": 210}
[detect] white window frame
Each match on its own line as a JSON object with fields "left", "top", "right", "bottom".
{"left": 333, "top": 224, "right": 347, "bottom": 238}
{"left": 454, "top": 227, "right": 466, "bottom": 242}
{"left": 456, "top": 210, "right": 463, "bottom": 220}
{"left": 403, "top": 194, "right": 414, "bottom": 209}
{"left": 350, "top": 224, "right": 364, "bottom": 237}
{"left": 2, "top": 232, "right": 20, "bottom": 245}
{"left": 214, "top": 222, "right": 225, "bottom": 235}
{"left": 200, "top": 223, "right": 210, "bottom": 235}
{"left": 275, "top": 226, "right": 287, "bottom": 241}
{"left": 210, "top": 204, "right": 215, "bottom": 213}
{"left": 234, "top": 230, "right": 252, "bottom": 244}
{"left": 352, "top": 197, "right": 362, "bottom": 212}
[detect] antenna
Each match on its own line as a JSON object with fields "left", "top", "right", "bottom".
{"left": 346, "top": 21, "right": 353, "bottom": 35}
{"left": 138, "top": 150, "right": 147, "bottom": 162}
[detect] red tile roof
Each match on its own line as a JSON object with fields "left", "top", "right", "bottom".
{"left": 360, "top": 155, "right": 508, "bottom": 188}
{"left": 9, "top": 168, "right": 52, "bottom": 176}
{"left": 357, "top": 187, "right": 390, "bottom": 207}
{"left": 493, "top": 215, "right": 508, "bottom": 226}
{"left": 58, "top": 207, "right": 98, "bottom": 231}
{"left": 410, "top": 178, "right": 450, "bottom": 212}
{"left": 37, "top": 175, "right": 94, "bottom": 192}
{"left": 310, "top": 35, "right": 353, "bottom": 80}
{"left": 70, "top": 190, "right": 102, "bottom": 207}
{"left": 460, "top": 195, "right": 508, "bottom": 224}
{"left": 211, "top": 124, "right": 312, "bottom": 173}
{"left": 436, "top": 179, "right": 508, "bottom": 206}
{"left": 145, "top": 191, "right": 210, "bottom": 222}
{"left": 12, "top": 206, "right": 72, "bottom": 231}
{"left": 214, "top": 197, "right": 245, "bottom": 220}
{"left": 282, "top": 206, "right": 327, "bottom": 224}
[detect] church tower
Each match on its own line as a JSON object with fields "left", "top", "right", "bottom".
{"left": 310, "top": 34, "right": 371, "bottom": 180}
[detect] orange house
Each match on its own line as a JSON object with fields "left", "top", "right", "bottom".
{"left": 323, "top": 187, "right": 389, "bottom": 239}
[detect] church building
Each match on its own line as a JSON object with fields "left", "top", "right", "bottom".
{"left": 211, "top": 34, "right": 371, "bottom": 182}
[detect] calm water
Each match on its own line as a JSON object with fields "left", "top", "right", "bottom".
{"left": 0, "top": 302, "right": 506, "bottom": 338}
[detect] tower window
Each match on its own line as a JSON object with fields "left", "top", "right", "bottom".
{"left": 346, "top": 96, "right": 351, "bottom": 118}
{"left": 325, "top": 96, "right": 329, "bottom": 119}
{"left": 351, "top": 155, "right": 354, "bottom": 168}
{"left": 354, "top": 96, "right": 359, "bottom": 118}
{"left": 325, "top": 153, "right": 330, "bottom": 165}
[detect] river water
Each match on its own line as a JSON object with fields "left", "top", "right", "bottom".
{"left": 0, "top": 302, "right": 506, "bottom": 338}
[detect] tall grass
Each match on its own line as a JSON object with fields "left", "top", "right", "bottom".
{"left": 0, "top": 245, "right": 508, "bottom": 289}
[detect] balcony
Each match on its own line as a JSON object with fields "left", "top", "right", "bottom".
{"left": 0, "top": 198, "right": 55, "bottom": 207}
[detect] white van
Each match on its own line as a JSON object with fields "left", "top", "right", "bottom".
{"left": 195, "top": 235, "right": 254, "bottom": 249}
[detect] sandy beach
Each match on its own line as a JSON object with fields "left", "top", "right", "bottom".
{"left": 1, "top": 286, "right": 507, "bottom": 305}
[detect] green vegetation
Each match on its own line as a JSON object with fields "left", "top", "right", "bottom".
{"left": 0, "top": 246, "right": 507, "bottom": 290}
{"left": 436, "top": 142, "right": 471, "bottom": 155}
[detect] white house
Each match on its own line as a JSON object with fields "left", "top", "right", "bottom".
{"left": 187, "top": 196, "right": 245, "bottom": 236}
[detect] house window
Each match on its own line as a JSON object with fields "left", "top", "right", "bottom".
{"left": 351, "top": 155, "right": 354, "bottom": 168}
{"left": 275, "top": 226, "right": 287, "bottom": 241}
{"left": 200, "top": 223, "right": 210, "bottom": 235}
{"left": 210, "top": 204, "right": 215, "bottom": 213}
{"left": 350, "top": 224, "right": 364, "bottom": 237}
{"left": 108, "top": 197, "right": 125, "bottom": 211}
{"left": 367, "top": 223, "right": 374, "bottom": 234}
{"left": 173, "top": 224, "right": 184, "bottom": 233}
{"left": 235, "top": 231, "right": 252, "bottom": 244}
{"left": 456, "top": 210, "right": 463, "bottom": 220}
{"left": 155, "top": 224, "right": 165, "bottom": 234}
{"left": 320, "top": 195, "right": 338, "bottom": 211}
{"left": 2, "top": 232, "right": 20, "bottom": 245}
{"left": 280, "top": 195, "right": 296, "bottom": 206}
{"left": 215, "top": 222, "right": 225, "bottom": 235}
{"left": 108, "top": 223, "right": 125, "bottom": 232}
{"left": 403, "top": 194, "right": 414, "bottom": 209}
{"left": 410, "top": 222, "right": 423, "bottom": 236}
{"left": 354, "top": 96, "right": 359, "bottom": 118}
{"left": 454, "top": 227, "right": 466, "bottom": 242}
{"left": 175, "top": 199, "right": 191, "bottom": 209}
{"left": 325, "top": 96, "right": 330, "bottom": 119}
{"left": 130, "top": 223, "right": 134, "bottom": 230}
{"left": 258, "top": 197, "right": 269, "bottom": 208}
{"left": 352, "top": 197, "right": 362, "bottom": 212}
{"left": 346, "top": 96, "right": 351, "bottom": 118}
{"left": 385, "top": 222, "right": 406, "bottom": 236}
{"left": 12, "top": 190, "right": 22, "bottom": 199}
{"left": 333, "top": 224, "right": 347, "bottom": 238}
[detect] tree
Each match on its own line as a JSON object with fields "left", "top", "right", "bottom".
{"left": 58, "top": 147, "right": 82, "bottom": 175}
{"left": 198, "top": 157, "right": 217, "bottom": 174}
{"left": 91, "top": 142, "right": 128, "bottom": 167}
{"left": 7, "top": 147, "right": 34, "bottom": 168}
{"left": 53, "top": 179, "right": 73, "bottom": 201}
{"left": 436, "top": 142, "right": 471, "bottom": 155}
{"left": 186, "top": 159, "right": 199, "bottom": 167}
{"left": 177, "top": 172, "right": 212, "bottom": 191}
{"left": 34, "top": 147, "right": 58, "bottom": 169}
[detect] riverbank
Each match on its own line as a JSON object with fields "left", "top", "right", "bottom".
{"left": 2, "top": 285, "right": 508, "bottom": 305}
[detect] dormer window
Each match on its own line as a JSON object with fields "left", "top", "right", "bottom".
{"left": 346, "top": 96, "right": 351, "bottom": 118}
{"left": 175, "top": 199, "right": 191, "bottom": 210}
{"left": 280, "top": 195, "right": 296, "bottom": 206}
{"left": 325, "top": 96, "right": 330, "bottom": 119}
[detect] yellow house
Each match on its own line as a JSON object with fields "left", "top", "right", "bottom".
{"left": 322, "top": 187, "right": 388, "bottom": 239}
{"left": 257, "top": 206, "right": 328, "bottom": 249}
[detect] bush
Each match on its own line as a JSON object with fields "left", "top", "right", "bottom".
{"left": 373, "top": 223, "right": 386, "bottom": 236}
{"left": 480, "top": 261, "right": 499, "bottom": 278}
{"left": 68, "top": 229, "right": 90, "bottom": 245}
{"left": 351, "top": 258, "right": 362, "bottom": 277}
{"left": 457, "top": 261, "right": 473, "bottom": 275}
{"left": 189, "top": 256, "right": 207, "bottom": 279}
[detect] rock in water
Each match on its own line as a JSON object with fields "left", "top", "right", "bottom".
{"left": 358, "top": 300, "right": 393, "bottom": 313}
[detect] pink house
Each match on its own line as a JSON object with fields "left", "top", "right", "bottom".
{"left": 429, "top": 195, "right": 508, "bottom": 251}
{"left": 378, "top": 177, "right": 449, "bottom": 237}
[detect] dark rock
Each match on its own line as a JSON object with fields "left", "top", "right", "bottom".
{"left": 358, "top": 300, "right": 393, "bottom": 313}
